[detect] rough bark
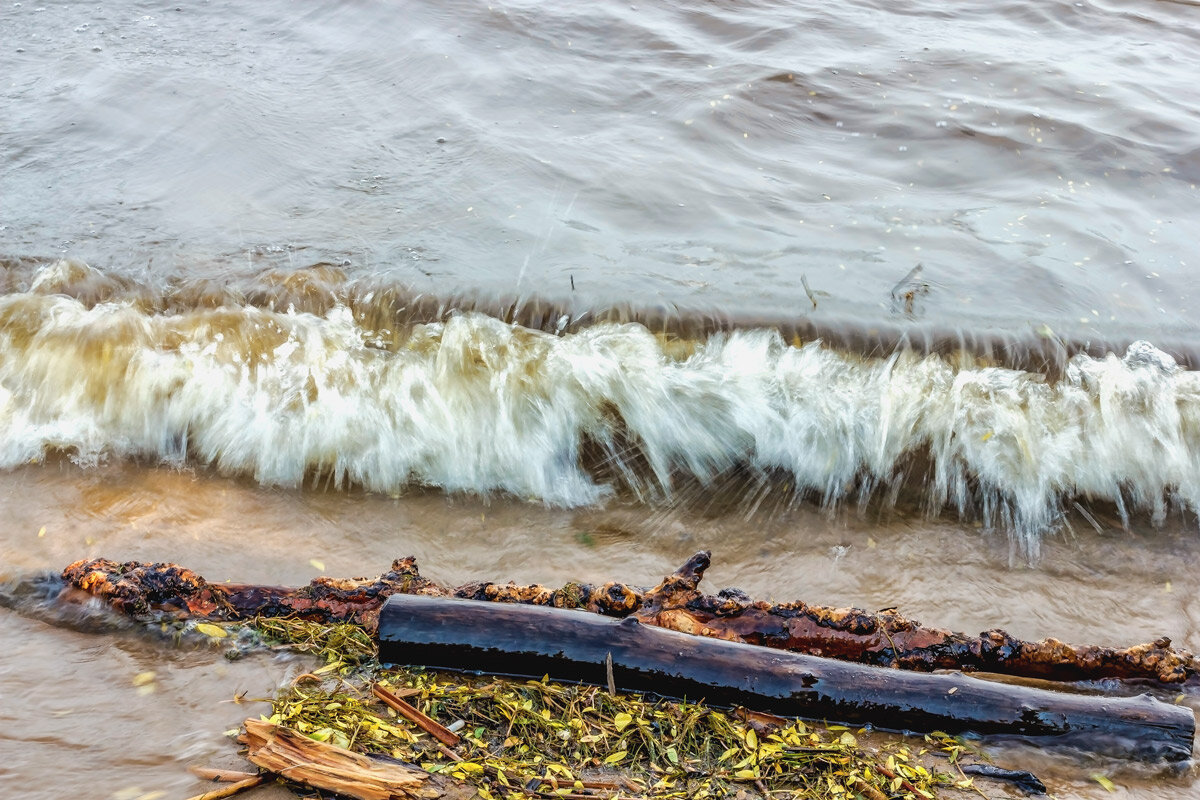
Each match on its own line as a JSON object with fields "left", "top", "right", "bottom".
{"left": 377, "top": 594, "right": 1196, "bottom": 763}
{"left": 60, "top": 551, "right": 1200, "bottom": 684}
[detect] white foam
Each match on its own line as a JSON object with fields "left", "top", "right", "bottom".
{"left": 2, "top": 272, "right": 1198, "bottom": 555}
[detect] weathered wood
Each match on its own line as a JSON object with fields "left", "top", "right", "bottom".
{"left": 187, "top": 766, "right": 261, "bottom": 783}
{"left": 59, "top": 552, "right": 1200, "bottom": 684}
{"left": 182, "top": 775, "right": 264, "bottom": 800}
{"left": 378, "top": 594, "right": 1196, "bottom": 762}
{"left": 631, "top": 552, "right": 1200, "bottom": 684}
{"left": 238, "top": 718, "right": 470, "bottom": 800}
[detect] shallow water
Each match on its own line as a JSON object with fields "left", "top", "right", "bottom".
{"left": 3, "top": 0, "right": 1200, "bottom": 797}
{"left": 3, "top": 461, "right": 1200, "bottom": 798}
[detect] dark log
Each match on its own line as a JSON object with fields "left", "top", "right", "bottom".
{"left": 59, "top": 553, "right": 1200, "bottom": 684}
{"left": 378, "top": 594, "right": 1196, "bottom": 762}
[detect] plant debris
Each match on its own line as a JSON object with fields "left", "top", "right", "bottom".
{"left": 253, "top": 618, "right": 969, "bottom": 800}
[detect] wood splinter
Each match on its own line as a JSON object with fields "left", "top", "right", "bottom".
{"left": 183, "top": 775, "right": 264, "bottom": 800}
{"left": 188, "top": 765, "right": 261, "bottom": 783}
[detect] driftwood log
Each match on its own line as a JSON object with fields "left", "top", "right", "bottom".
{"left": 378, "top": 594, "right": 1196, "bottom": 762}
{"left": 61, "top": 551, "right": 1200, "bottom": 685}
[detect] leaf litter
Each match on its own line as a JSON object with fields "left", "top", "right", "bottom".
{"left": 245, "top": 617, "right": 978, "bottom": 800}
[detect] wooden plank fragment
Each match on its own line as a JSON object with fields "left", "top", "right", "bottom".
{"left": 237, "top": 718, "right": 471, "bottom": 800}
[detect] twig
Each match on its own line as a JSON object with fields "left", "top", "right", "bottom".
{"left": 436, "top": 743, "right": 464, "bottom": 762}
{"left": 290, "top": 672, "right": 323, "bottom": 685}
{"left": 849, "top": 777, "right": 887, "bottom": 800}
{"left": 879, "top": 623, "right": 899, "bottom": 666}
{"left": 188, "top": 766, "right": 260, "bottom": 782}
{"left": 605, "top": 651, "right": 616, "bottom": 697}
{"left": 184, "top": 775, "right": 264, "bottom": 800}
{"left": 801, "top": 274, "right": 818, "bottom": 309}
{"left": 874, "top": 761, "right": 924, "bottom": 796}
{"left": 372, "top": 683, "right": 462, "bottom": 747}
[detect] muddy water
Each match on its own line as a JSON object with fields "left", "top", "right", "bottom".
{"left": 4, "top": 0, "right": 1200, "bottom": 797}
{"left": 2, "top": 460, "right": 1199, "bottom": 798}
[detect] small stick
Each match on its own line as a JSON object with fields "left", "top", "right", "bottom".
{"left": 874, "top": 761, "right": 923, "bottom": 796}
{"left": 849, "top": 777, "right": 887, "bottom": 800}
{"left": 436, "top": 742, "right": 464, "bottom": 762}
{"left": 183, "top": 775, "right": 264, "bottom": 800}
{"left": 372, "top": 683, "right": 461, "bottom": 747}
{"left": 605, "top": 651, "right": 616, "bottom": 697}
{"left": 801, "top": 274, "right": 818, "bottom": 309}
{"left": 290, "top": 672, "right": 323, "bottom": 685}
{"left": 576, "top": 779, "right": 623, "bottom": 790}
{"left": 188, "top": 766, "right": 260, "bottom": 782}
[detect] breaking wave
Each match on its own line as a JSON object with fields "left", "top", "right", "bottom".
{"left": 3, "top": 260, "right": 1200, "bottom": 557}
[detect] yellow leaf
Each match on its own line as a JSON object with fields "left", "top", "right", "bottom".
{"left": 981, "top": 431, "right": 993, "bottom": 442}
{"left": 37, "top": 526, "right": 46, "bottom": 538}
{"left": 1091, "top": 774, "right": 1116, "bottom": 792}
{"left": 745, "top": 728, "right": 758, "bottom": 749}
{"left": 603, "top": 750, "right": 627, "bottom": 765}
{"left": 733, "top": 769, "right": 758, "bottom": 780}
{"left": 839, "top": 731, "right": 857, "bottom": 747}
{"left": 132, "top": 671, "right": 156, "bottom": 687}
{"left": 195, "top": 623, "right": 227, "bottom": 639}
{"left": 614, "top": 712, "right": 633, "bottom": 732}
{"left": 309, "top": 558, "right": 326, "bottom": 572}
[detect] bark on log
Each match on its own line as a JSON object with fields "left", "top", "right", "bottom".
{"left": 59, "top": 552, "right": 1200, "bottom": 684}
{"left": 377, "top": 594, "right": 1196, "bottom": 763}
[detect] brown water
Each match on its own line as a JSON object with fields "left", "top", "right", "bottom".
{"left": 3, "top": 462, "right": 1199, "bottom": 798}
{"left": 3, "top": 0, "right": 1200, "bottom": 797}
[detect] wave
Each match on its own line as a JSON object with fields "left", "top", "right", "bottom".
{"left": 2, "top": 260, "right": 1199, "bottom": 556}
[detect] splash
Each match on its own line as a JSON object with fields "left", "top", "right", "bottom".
{"left": 2, "top": 261, "right": 1199, "bottom": 557}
